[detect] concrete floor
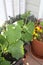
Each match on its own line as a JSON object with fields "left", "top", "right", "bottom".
{"left": 24, "top": 44, "right": 43, "bottom": 65}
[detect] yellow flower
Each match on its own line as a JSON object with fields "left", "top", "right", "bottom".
{"left": 35, "top": 26, "right": 40, "bottom": 31}
{"left": 35, "top": 26, "right": 42, "bottom": 32}
{"left": 34, "top": 37, "right": 36, "bottom": 39}
{"left": 35, "top": 33, "right": 38, "bottom": 36}
{"left": 39, "top": 29, "right": 42, "bottom": 32}
{"left": 33, "top": 31, "right": 35, "bottom": 34}
{"left": 33, "top": 31, "right": 38, "bottom": 36}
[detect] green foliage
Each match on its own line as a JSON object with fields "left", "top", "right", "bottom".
{"left": 0, "top": 57, "right": 10, "bottom": 65}
{"left": 40, "top": 21, "right": 43, "bottom": 26}
{"left": 21, "top": 21, "right": 34, "bottom": 42}
{"left": 40, "top": 21, "right": 43, "bottom": 33}
{"left": 4, "top": 24, "right": 21, "bottom": 44}
{"left": 0, "top": 46, "right": 2, "bottom": 53}
{"left": 0, "top": 35, "right": 6, "bottom": 45}
{"left": 0, "top": 35, "right": 8, "bottom": 52}
{"left": 17, "top": 13, "right": 34, "bottom": 42}
{"left": 0, "top": 24, "right": 24, "bottom": 60}
{"left": 22, "top": 31, "right": 32, "bottom": 42}
{"left": 0, "top": 11, "right": 35, "bottom": 65}
{"left": 26, "top": 21, "right": 34, "bottom": 34}
{"left": 17, "top": 20, "right": 34, "bottom": 42}
{"left": 8, "top": 40, "right": 24, "bottom": 60}
{"left": 17, "top": 20, "right": 24, "bottom": 27}
{"left": 20, "top": 11, "right": 30, "bottom": 19}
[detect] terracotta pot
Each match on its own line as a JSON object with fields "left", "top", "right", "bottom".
{"left": 31, "top": 40, "right": 43, "bottom": 58}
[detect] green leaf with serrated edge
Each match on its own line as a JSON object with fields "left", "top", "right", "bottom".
{"left": 22, "top": 31, "right": 32, "bottom": 42}
{"left": 21, "top": 21, "right": 34, "bottom": 42}
{"left": 4, "top": 24, "right": 21, "bottom": 44}
{"left": 8, "top": 40, "right": 24, "bottom": 60}
{"left": 26, "top": 21, "right": 34, "bottom": 34}
{"left": 0, "top": 35, "right": 6, "bottom": 45}
{"left": 0, "top": 35, "right": 8, "bottom": 52}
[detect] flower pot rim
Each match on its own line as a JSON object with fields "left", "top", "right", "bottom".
{"left": 33, "top": 39, "right": 43, "bottom": 44}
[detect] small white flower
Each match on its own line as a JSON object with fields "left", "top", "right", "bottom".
{"left": 1, "top": 32, "right": 4, "bottom": 35}
{"left": 13, "top": 21, "right": 17, "bottom": 26}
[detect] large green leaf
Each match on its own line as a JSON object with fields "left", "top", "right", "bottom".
{"left": 22, "top": 21, "right": 34, "bottom": 42}
{"left": 22, "top": 31, "right": 32, "bottom": 42}
{"left": 26, "top": 21, "right": 34, "bottom": 34}
{"left": 0, "top": 57, "right": 10, "bottom": 65}
{"left": 8, "top": 40, "right": 24, "bottom": 60}
{"left": 17, "top": 20, "right": 24, "bottom": 27}
{"left": 4, "top": 24, "right": 21, "bottom": 44}
{"left": 0, "top": 35, "right": 8, "bottom": 52}
{"left": 0, "top": 35, "right": 6, "bottom": 45}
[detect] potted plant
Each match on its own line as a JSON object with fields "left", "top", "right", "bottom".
{"left": 0, "top": 11, "right": 36, "bottom": 65}
{"left": 16, "top": 12, "right": 36, "bottom": 58}
{"left": 0, "top": 23, "right": 25, "bottom": 65}
{"left": 0, "top": 21, "right": 34, "bottom": 65}
{"left": 31, "top": 21, "right": 43, "bottom": 58}
{"left": 19, "top": 13, "right": 43, "bottom": 59}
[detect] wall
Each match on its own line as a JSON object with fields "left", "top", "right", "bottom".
{"left": 38, "top": 0, "right": 43, "bottom": 18}
{"left": 26, "top": 0, "right": 40, "bottom": 18}
{"left": 0, "top": 0, "right": 25, "bottom": 21}
{"left": 0, "top": 0, "right": 25, "bottom": 27}
{"left": 0, "top": 0, "right": 43, "bottom": 26}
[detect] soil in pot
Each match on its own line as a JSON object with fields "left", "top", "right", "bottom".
{"left": 31, "top": 40, "right": 43, "bottom": 59}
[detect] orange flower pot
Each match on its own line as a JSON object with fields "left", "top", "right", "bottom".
{"left": 31, "top": 40, "right": 43, "bottom": 58}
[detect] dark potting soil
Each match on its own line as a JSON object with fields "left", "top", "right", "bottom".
{"left": 1, "top": 52, "right": 17, "bottom": 64}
